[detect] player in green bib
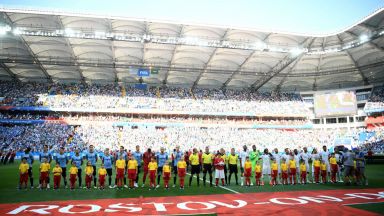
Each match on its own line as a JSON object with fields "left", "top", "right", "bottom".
{"left": 249, "top": 145, "right": 261, "bottom": 173}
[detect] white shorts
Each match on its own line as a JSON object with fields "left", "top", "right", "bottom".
{"left": 325, "top": 162, "right": 331, "bottom": 172}
{"left": 262, "top": 166, "right": 271, "bottom": 175}
{"left": 215, "top": 170, "right": 225, "bottom": 179}
{"left": 305, "top": 162, "right": 310, "bottom": 172}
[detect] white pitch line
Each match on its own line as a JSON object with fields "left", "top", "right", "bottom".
{"left": 186, "top": 173, "right": 240, "bottom": 194}
{"left": 254, "top": 202, "right": 270, "bottom": 205}
{"left": 342, "top": 197, "right": 356, "bottom": 199}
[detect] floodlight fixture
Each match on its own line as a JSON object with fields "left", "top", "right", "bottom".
{"left": 0, "top": 25, "right": 11, "bottom": 35}
{"left": 359, "top": 34, "right": 369, "bottom": 43}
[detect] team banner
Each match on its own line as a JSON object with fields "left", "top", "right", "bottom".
{"left": 1, "top": 188, "right": 383, "bottom": 215}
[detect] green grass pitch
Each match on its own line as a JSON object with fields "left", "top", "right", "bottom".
{"left": 0, "top": 162, "right": 383, "bottom": 214}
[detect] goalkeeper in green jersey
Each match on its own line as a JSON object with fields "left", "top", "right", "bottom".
{"left": 249, "top": 145, "right": 261, "bottom": 173}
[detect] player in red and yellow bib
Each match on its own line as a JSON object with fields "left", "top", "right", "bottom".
{"left": 39, "top": 158, "right": 51, "bottom": 189}
{"left": 115, "top": 155, "right": 126, "bottom": 189}
{"left": 69, "top": 162, "right": 78, "bottom": 190}
{"left": 127, "top": 156, "right": 138, "bottom": 189}
{"left": 281, "top": 158, "right": 288, "bottom": 185}
{"left": 254, "top": 161, "right": 262, "bottom": 186}
{"left": 177, "top": 157, "right": 187, "bottom": 189}
{"left": 163, "top": 161, "right": 171, "bottom": 189}
{"left": 19, "top": 158, "right": 29, "bottom": 190}
{"left": 271, "top": 159, "right": 278, "bottom": 186}
{"left": 320, "top": 162, "right": 327, "bottom": 184}
{"left": 85, "top": 161, "right": 94, "bottom": 189}
{"left": 329, "top": 153, "right": 338, "bottom": 183}
{"left": 289, "top": 157, "right": 296, "bottom": 185}
{"left": 98, "top": 164, "right": 107, "bottom": 189}
{"left": 243, "top": 156, "right": 252, "bottom": 187}
{"left": 300, "top": 160, "right": 307, "bottom": 184}
{"left": 313, "top": 158, "right": 321, "bottom": 184}
{"left": 53, "top": 163, "right": 62, "bottom": 190}
{"left": 148, "top": 157, "right": 158, "bottom": 189}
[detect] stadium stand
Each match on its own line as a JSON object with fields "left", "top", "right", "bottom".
{"left": 0, "top": 7, "right": 383, "bottom": 165}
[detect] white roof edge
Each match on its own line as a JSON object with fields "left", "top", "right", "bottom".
{"left": 300, "top": 84, "right": 374, "bottom": 94}
{"left": 0, "top": 6, "right": 383, "bottom": 38}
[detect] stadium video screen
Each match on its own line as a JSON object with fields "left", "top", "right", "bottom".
{"left": 314, "top": 91, "right": 357, "bottom": 117}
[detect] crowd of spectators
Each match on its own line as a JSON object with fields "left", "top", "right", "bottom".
{"left": 364, "top": 86, "right": 384, "bottom": 112}
{"left": 0, "top": 124, "right": 73, "bottom": 153}
{"left": 0, "top": 81, "right": 310, "bottom": 116}
{"left": 0, "top": 81, "right": 383, "bottom": 157}
{"left": 368, "top": 86, "right": 384, "bottom": 102}
{"left": 0, "top": 112, "right": 309, "bottom": 126}
{"left": 1, "top": 123, "right": 383, "bottom": 156}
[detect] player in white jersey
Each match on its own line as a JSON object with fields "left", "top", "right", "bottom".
{"left": 300, "top": 147, "right": 311, "bottom": 183}
{"left": 239, "top": 145, "right": 249, "bottom": 186}
{"left": 272, "top": 148, "right": 281, "bottom": 184}
{"left": 334, "top": 148, "right": 344, "bottom": 182}
{"left": 320, "top": 145, "right": 331, "bottom": 182}
{"left": 261, "top": 148, "right": 272, "bottom": 185}
{"left": 293, "top": 149, "right": 301, "bottom": 179}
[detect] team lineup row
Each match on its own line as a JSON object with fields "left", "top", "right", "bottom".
{"left": 18, "top": 144, "right": 368, "bottom": 190}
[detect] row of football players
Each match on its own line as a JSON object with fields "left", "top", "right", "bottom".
{"left": 18, "top": 149, "right": 361, "bottom": 190}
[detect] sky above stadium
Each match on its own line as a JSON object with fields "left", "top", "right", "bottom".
{"left": 1, "top": 0, "right": 383, "bottom": 34}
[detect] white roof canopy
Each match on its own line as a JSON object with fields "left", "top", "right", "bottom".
{"left": 0, "top": 7, "right": 383, "bottom": 91}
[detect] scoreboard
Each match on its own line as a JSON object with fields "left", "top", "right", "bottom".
{"left": 314, "top": 91, "right": 357, "bottom": 117}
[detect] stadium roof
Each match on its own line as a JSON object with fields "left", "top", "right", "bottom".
{"left": 0, "top": 7, "right": 384, "bottom": 91}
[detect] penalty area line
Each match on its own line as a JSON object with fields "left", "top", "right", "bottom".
{"left": 186, "top": 173, "right": 240, "bottom": 194}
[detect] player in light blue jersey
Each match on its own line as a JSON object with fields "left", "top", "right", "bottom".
{"left": 102, "top": 148, "right": 114, "bottom": 188}
{"left": 85, "top": 145, "right": 98, "bottom": 188}
{"left": 38, "top": 145, "right": 52, "bottom": 189}
{"left": 55, "top": 147, "right": 69, "bottom": 188}
{"left": 156, "top": 147, "right": 168, "bottom": 188}
{"left": 132, "top": 145, "right": 142, "bottom": 187}
{"left": 172, "top": 145, "right": 183, "bottom": 187}
{"left": 20, "top": 147, "right": 34, "bottom": 188}
{"left": 71, "top": 149, "right": 84, "bottom": 187}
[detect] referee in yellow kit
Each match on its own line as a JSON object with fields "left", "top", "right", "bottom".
{"left": 189, "top": 148, "right": 201, "bottom": 187}
{"left": 202, "top": 146, "right": 214, "bottom": 187}
{"left": 228, "top": 148, "right": 239, "bottom": 185}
